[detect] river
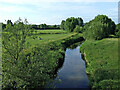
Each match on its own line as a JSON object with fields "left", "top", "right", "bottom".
{"left": 48, "top": 43, "right": 90, "bottom": 89}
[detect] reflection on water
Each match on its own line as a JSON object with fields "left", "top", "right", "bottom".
{"left": 49, "top": 42, "right": 89, "bottom": 88}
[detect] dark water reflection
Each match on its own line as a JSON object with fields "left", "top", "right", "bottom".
{"left": 48, "top": 42, "right": 89, "bottom": 88}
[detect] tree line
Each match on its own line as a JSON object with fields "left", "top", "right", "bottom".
{"left": 2, "top": 15, "right": 120, "bottom": 39}
{"left": 2, "top": 20, "right": 60, "bottom": 30}
{"left": 60, "top": 15, "right": 119, "bottom": 40}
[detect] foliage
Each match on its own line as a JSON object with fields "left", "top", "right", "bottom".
{"left": 80, "top": 38, "right": 119, "bottom": 89}
{"left": 7, "top": 20, "right": 13, "bottom": 26}
{"left": 77, "top": 17, "right": 83, "bottom": 26}
{"left": 83, "top": 15, "right": 116, "bottom": 40}
{"left": 31, "top": 24, "right": 60, "bottom": 30}
{"left": 61, "top": 17, "right": 83, "bottom": 32}
{"left": 2, "top": 20, "right": 84, "bottom": 89}
{"left": 2, "top": 18, "right": 35, "bottom": 88}
{"left": 73, "top": 25, "right": 83, "bottom": 33}
{"left": 115, "top": 23, "right": 120, "bottom": 37}
{"left": 2, "top": 23, "right": 6, "bottom": 29}
{"left": 60, "top": 20, "right": 65, "bottom": 30}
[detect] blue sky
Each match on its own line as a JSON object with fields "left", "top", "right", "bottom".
{"left": 0, "top": 0, "right": 119, "bottom": 25}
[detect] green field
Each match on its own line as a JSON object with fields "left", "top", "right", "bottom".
{"left": 2, "top": 29, "right": 76, "bottom": 47}
{"left": 26, "top": 30, "right": 77, "bottom": 46}
{"left": 80, "top": 38, "right": 119, "bottom": 89}
{"left": 34, "top": 29, "right": 67, "bottom": 34}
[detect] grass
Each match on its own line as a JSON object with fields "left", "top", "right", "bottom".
{"left": 34, "top": 29, "right": 67, "bottom": 34}
{"left": 80, "top": 38, "right": 119, "bottom": 89}
{"left": 26, "top": 32, "right": 78, "bottom": 47}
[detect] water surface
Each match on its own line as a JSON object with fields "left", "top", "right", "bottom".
{"left": 50, "top": 44, "right": 89, "bottom": 88}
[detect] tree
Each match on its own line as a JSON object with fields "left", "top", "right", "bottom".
{"left": 40, "top": 24, "right": 47, "bottom": 29}
{"left": 7, "top": 20, "right": 13, "bottom": 26}
{"left": 2, "top": 18, "right": 33, "bottom": 88}
{"left": 115, "top": 23, "right": 120, "bottom": 37}
{"left": 32, "top": 24, "right": 37, "bottom": 29}
{"left": 73, "top": 25, "right": 83, "bottom": 33}
{"left": 61, "top": 17, "right": 83, "bottom": 32}
{"left": 4, "top": 20, "right": 13, "bottom": 31}
{"left": 60, "top": 20, "right": 65, "bottom": 30}
{"left": 2, "top": 18, "right": 54, "bottom": 88}
{"left": 2, "top": 23, "right": 6, "bottom": 30}
{"left": 64, "top": 17, "right": 78, "bottom": 32}
{"left": 83, "top": 15, "right": 116, "bottom": 40}
{"left": 77, "top": 17, "right": 83, "bottom": 26}
{"left": 53, "top": 25, "right": 57, "bottom": 28}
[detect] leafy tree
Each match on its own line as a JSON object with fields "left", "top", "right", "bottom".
{"left": 53, "top": 25, "right": 57, "bottom": 28}
{"left": 79, "top": 26, "right": 83, "bottom": 33}
{"left": 4, "top": 20, "right": 14, "bottom": 31}
{"left": 32, "top": 24, "right": 37, "bottom": 29}
{"left": 61, "top": 17, "right": 83, "bottom": 32}
{"left": 77, "top": 17, "right": 83, "bottom": 26}
{"left": 93, "top": 15, "right": 116, "bottom": 34}
{"left": 2, "top": 18, "right": 34, "bottom": 88}
{"left": 83, "top": 15, "right": 116, "bottom": 40}
{"left": 64, "top": 17, "right": 77, "bottom": 32}
{"left": 115, "top": 23, "right": 120, "bottom": 37}
{"left": 60, "top": 20, "right": 65, "bottom": 30}
{"left": 1, "top": 23, "right": 6, "bottom": 30}
{"left": 7, "top": 20, "right": 13, "bottom": 26}
{"left": 73, "top": 25, "right": 83, "bottom": 33}
{"left": 40, "top": 24, "right": 47, "bottom": 29}
{"left": 2, "top": 18, "right": 57, "bottom": 88}
{"left": 74, "top": 25, "right": 80, "bottom": 33}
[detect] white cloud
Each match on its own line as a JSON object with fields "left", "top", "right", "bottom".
{"left": 0, "top": 0, "right": 118, "bottom": 24}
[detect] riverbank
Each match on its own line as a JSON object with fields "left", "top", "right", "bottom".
{"left": 80, "top": 38, "right": 119, "bottom": 89}
{"left": 2, "top": 33, "right": 84, "bottom": 88}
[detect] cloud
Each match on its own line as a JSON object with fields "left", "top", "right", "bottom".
{"left": 0, "top": 0, "right": 118, "bottom": 24}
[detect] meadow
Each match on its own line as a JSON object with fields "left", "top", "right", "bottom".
{"left": 34, "top": 29, "right": 67, "bottom": 34}
{"left": 80, "top": 38, "right": 119, "bottom": 89}
{"left": 26, "top": 30, "right": 76, "bottom": 46}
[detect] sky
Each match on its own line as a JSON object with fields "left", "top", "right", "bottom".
{"left": 0, "top": 0, "right": 119, "bottom": 25}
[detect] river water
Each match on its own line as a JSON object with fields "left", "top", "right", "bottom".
{"left": 49, "top": 43, "right": 89, "bottom": 89}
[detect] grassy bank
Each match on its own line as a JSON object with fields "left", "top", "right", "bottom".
{"left": 80, "top": 38, "right": 119, "bottom": 89}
